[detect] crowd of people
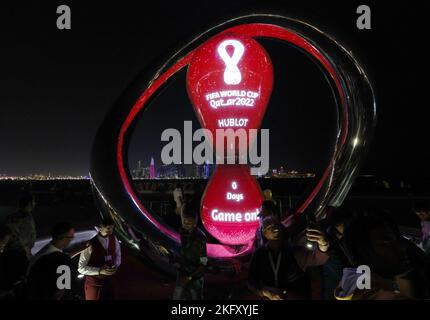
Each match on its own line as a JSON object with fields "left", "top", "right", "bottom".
{"left": 252, "top": 197, "right": 430, "bottom": 300}
{"left": 171, "top": 187, "right": 430, "bottom": 300}
{"left": 0, "top": 192, "right": 122, "bottom": 300}
{"left": 1, "top": 189, "right": 429, "bottom": 300}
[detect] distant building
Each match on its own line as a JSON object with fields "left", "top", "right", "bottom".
{"left": 204, "top": 160, "right": 212, "bottom": 179}
{"left": 149, "top": 158, "right": 156, "bottom": 179}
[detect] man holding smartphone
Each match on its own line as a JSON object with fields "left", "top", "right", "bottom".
{"left": 248, "top": 216, "right": 329, "bottom": 300}
{"left": 78, "top": 217, "right": 121, "bottom": 300}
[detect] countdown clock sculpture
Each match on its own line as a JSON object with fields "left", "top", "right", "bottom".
{"left": 90, "top": 15, "right": 376, "bottom": 280}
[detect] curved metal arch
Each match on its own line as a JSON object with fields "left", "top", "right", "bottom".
{"left": 90, "top": 14, "right": 376, "bottom": 279}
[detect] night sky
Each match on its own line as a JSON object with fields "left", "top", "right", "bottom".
{"left": 0, "top": 1, "right": 427, "bottom": 177}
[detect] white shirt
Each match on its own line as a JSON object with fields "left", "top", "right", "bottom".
{"left": 173, "top": 188, "right": 183, "bottom": 206}
{"left": 78, "top": 234, "right": 121, "bottom": 276}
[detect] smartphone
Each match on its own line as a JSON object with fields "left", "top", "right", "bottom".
{"left": 305, "top": 213, "right": 317, "bottom": 250}
{"left": 305, "top": 213, "right": 318, "bottom": 229}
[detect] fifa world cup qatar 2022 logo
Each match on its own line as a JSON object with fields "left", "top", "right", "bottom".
{"left": 90, "top": 15, "right": 376, "bottom": 273}
{"left": 187, "top": 33, "right": 273, "bottom": 245}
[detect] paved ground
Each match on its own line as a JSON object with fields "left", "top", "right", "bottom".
{"left": 65, "top": 244, "right": 255, "bottom": 300}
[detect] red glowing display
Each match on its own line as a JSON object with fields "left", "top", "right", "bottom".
{"left": 187, "top": 34, "right": 273, "bottom": 245}
{"left": 187, "top": 33, "right": 273, "bottom": 157}
{"left": 200, "top": 165, "right": 263, "bottom": 245}
{"left": 116, "top": 23, "right": 348, "bottom": 258}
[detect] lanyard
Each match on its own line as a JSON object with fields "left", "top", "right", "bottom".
{"left": 268, "top": 250, "right": 282, "bottom": 288}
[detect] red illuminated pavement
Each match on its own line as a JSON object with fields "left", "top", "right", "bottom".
{"left": 112, "top": 247, "right": 256, "bottom": 300}
{"left": 114, "top": 249, "right": 175, "bottom": 299}
{"left": 111, "top": 246, "right": 323, "bottom": 300}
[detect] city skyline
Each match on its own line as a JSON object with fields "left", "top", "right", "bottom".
{"left": 130, "top": 158, "right": 315, "bottom": 180}
{"left": 0, "top": 2, "right": 427, "bottom": 178}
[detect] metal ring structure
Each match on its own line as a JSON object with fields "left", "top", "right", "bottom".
{"left": 90, "top": 14, "right": 376, "bottom": 281}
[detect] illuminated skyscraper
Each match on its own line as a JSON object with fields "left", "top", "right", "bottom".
{"left": 149, "top": 157, "right": 156, "bottom": 179}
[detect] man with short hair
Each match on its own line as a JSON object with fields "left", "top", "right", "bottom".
{"left": 29, "top": 222, "right": 75, "bottom": 271}
{"left": 27, "top": 222, "right": 75, "bottom": 300}
{"left": 173, "top": 199, "right": 207, "bottom": 300}
{"left": 78, "top": 217, "right": 121, "bottom": 300}
{"left": 248, "top": 216, "right": 329, "bottom": 300}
